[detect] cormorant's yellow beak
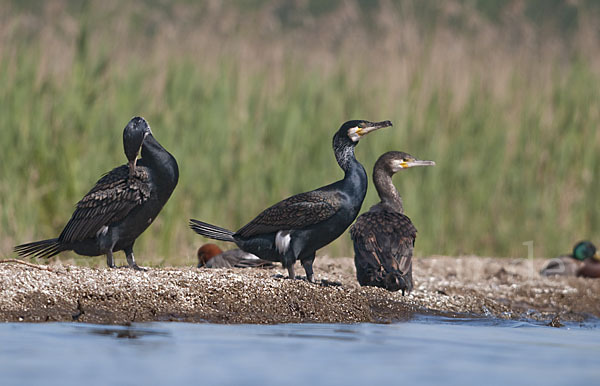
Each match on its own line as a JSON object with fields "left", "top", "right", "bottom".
{"left": 348, "top": 120, "right": 392, "bottom": 142}
{"left": 405, "top": 159, "right": 436, "bottom": 168}
{"left": 393, "top": 159, "right": 436, "bottom": 171}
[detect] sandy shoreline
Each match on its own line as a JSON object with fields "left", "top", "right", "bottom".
{"left": 0, "top": 256, "right": 598, "bottom": 325}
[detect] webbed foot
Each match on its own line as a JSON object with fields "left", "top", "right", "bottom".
{"left": 319, "top": 279, "right": 342, "bottom": 287}
{"left": 131, "top": 264, "right": 148, "bottom": 272}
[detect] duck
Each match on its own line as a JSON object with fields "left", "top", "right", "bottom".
{"left": 14, "top": 117, "right": 179, "bottom": 270}
{"left": 540, "top": 241, "right": 599, "bottom": 277}
{"left": 197, "top": 243, "right": 275, "bottom": 268}
{"left": 190, "top": 120, "right": 392, "bottom": 282}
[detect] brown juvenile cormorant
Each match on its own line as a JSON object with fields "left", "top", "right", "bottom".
{"left": 350, "top": 151, "right": 434, "bottom": 294}
{"left": 14, "top": 117, "right": 179, "bottom": 270}
{"left": 541, "top": 241, "right": 600, "bottom": 277}
{"left": 190, "top": 120, "right": 392, "bottom": 282}
{"left": 197, "top": 243, "right": 275, "bottom": 269}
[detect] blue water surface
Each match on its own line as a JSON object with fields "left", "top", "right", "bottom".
{"left": 1, "top": 317, "right": 599, "bottom": 386}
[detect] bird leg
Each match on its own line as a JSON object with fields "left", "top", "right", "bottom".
{"left": 286, "top": 264, "right": 296, "bottom": 280}
{"left": 280, "top": 249, "right": 298, "bottom": 279}
{"left": 301, "top": 256, "right": 315, "bottom": 283}
{"left": 124, "top": 245, "right": 147, "bottom": 271}
{"left": 106, "top": 250, "right": 116, "bottom": 268}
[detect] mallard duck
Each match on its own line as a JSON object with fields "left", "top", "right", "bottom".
{"left": 540, "top": 241, "right": 599, "bottom": 277}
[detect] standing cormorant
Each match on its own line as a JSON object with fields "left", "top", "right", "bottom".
{"left": 350, "top": 151, "right": 434, "bottom": 294}
{"left": 541, "top": 241, "right": 600, "bottom": 277}
{"left": 190, "top": 120, "right": 392, "bottom": 282}
{"left": 14, "top": 117, "right": 179, "bottom": 270}
{"left": 197, "top": 244, "right": 275, "bottom": 268}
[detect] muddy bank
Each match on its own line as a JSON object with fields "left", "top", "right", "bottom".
{"left": 0, "top": 256, "right": 598, "bottom": 324}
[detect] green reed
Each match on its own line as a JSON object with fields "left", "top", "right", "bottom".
{"left": 1, "top": 9, "right": 599, "bottom": 267}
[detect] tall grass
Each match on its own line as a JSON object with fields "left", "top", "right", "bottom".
{"left": 1, "top": 1, "right": 599, "bottom": 266}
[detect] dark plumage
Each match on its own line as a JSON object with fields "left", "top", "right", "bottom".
{"left": 350, "top": 151, "right": 435, "bottom": 294}
{"left": 197, "top": 244, "right": 275, "bottom": 269}
{"left": 577, "top": 255, "right": 600, "bottom": 278}
{"left": 14, "top": 117, "right": 179, "bottom": 270}
{"left": 190, "top": 119, "right": 391, "bottom": 282}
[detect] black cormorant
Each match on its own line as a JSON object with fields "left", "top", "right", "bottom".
{"left": 541, "top": 241, "right": 600, "bottom": 277}
{"left": 14, "top": 117, "right": 179, "bottom": 270}
{"left": 190, "top": 120, "right": 392, "bottom": 282}
{"left": 350, "top": 151, "right": 434, "bottom": 294}
{"left": 197, "top": 244, "right": 275, "bottom": 268}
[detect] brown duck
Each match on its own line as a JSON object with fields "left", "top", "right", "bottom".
{"left": 197, "top": 244, "right": 275, "bottom": 269}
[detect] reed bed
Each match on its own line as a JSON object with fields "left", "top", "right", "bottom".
{"left": 1, "top": 1, "right": 599, "bottom": 266}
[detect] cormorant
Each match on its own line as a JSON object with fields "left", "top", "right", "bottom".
{"left": 541, "top": 241, "right": 600, "bottom": 277}
{"left": 14, "top": 117, "right": 179, "bottom": 270}
{"left": 197, "top": 243, "right": 275, "bottom": 268}
{"left": 350, "top": 151, "right": 434, "bottom": 294}
{"left": 190, "top": 120, "right": 392, "bottom": 282}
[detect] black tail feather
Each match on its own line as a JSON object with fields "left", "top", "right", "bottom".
{"left": 189, "top": 219, "right": 235, "bottom": 242}
{"left": 14, "top": 238, "right": 64, "bottom": 259}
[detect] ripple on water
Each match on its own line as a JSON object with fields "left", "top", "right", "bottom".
{"left": 0, "top": 317, "right": 599, "bottom": 386}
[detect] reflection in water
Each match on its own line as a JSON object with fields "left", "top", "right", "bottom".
{"left": 82, "top": 325, "right": 170, "bottom": 340}
{"left": 0, "top": 317, "right": 598, "bottom": 386}
{"left": 259, "top": 331, "right": 359, "bottom": 342}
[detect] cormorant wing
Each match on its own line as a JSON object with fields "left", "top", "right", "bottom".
{"left": 350, "top": 210, "right": 417, "bottom": 274}
{"left": 235, "top": 190, "right": 343, "bottom": 238}
{"left": 58, "top": 165, "right": 152, "bottom": 243}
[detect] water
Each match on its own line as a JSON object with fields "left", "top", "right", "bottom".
{"left": 1, "top": 317, "right": 599, "bottom": 386}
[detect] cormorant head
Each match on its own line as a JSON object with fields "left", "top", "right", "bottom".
{"left": 337, "top": 120, "right": 392, "bottom": 144}
{"left": 572, "top": 241, "right": 598, "bottom": 261}
{"left": 333, "top": 120, "right": 392, "bottom": 171}
{"left": 123, "top": 116, "right": 152, "bottom": 175}
{"left": 197, "top": 243, "right": 223, "bottom": 267}
{"left": 384, "top": 271, "right": 410, "bottom": 295}
{"left": 377, "top": 151, "right": 435, "bottom": 174}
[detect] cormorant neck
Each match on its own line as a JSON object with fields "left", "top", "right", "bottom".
{"left": 141, "top": 134, "right": 179, "bottom": 186}
{"left": 333, "top": 134, "right": 357, "bottom": 173}
{"left": 332, "top": 135, "right": 368, "bottom": 205}
{"left": 373, "top": 167, "right": 403, "bottom": 213}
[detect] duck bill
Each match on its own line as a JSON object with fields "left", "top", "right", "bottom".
{"left": 593, "top": 252, "right": 600, "bottom": 262}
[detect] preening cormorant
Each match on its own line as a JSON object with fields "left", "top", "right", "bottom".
{"left": 14, "top": 117, "right": 179, "bottom": 269}
{"left": 197, "top": 244, "right": 275, "bottom": 268}
{"left": 190, "top": 120, "right": 392, "bottom": 282}
{"left": 350, "top": 151, "right": 434, "bottom": 294}
{"left": 541, "top": 241, "right": 600, "bottom": 277}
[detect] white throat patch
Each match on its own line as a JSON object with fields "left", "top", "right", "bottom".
{"left": 347, "top": 127, "right": 361, "bottom": 142}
